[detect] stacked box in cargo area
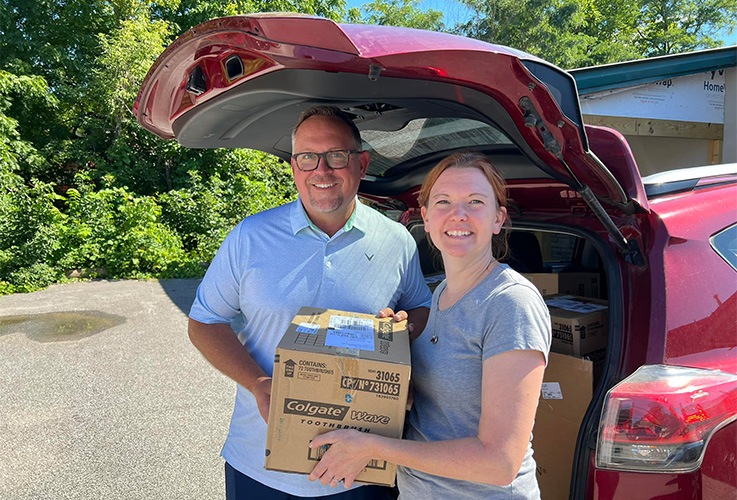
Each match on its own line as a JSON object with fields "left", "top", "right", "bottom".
{"left": 533, "top": 352, "right": 593, "bottom": 500}
{"left": 520, "top": 270, "right": 610, "bottom": 380}
{"left": 521, "top": 273, "right": 559, "bottom": 296}
{"left": 522, "top": 272, "right": 604, "bottom": 300}
{"left": 558, "top": 272, "right": 603, "bottom": 299}
{"left": 545, "top": 295, "right": 609, "bottom": 358}
{"left": 544, "top": 294, "right": 609, "bottom": 389}
{"left": 527, "top": 278, "right": 608, "bottom": 498}
{"left": 265, "top": 307, "right": 411, "bottom": 486}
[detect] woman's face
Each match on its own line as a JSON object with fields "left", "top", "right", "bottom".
{"left": 421, "top": 167, "right": 506, "bottom": 261}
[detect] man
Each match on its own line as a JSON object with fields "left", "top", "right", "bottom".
{"left": 188, "top": 106, "right": 432, "bottom": 499}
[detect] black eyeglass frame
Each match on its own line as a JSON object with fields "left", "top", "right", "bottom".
{"left": 291, "top": 150, "right": 363, "bottom": 172}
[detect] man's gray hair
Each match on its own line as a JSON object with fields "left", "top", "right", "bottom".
{"left": 291, "top": 106, "right": 363, "bottom": 150}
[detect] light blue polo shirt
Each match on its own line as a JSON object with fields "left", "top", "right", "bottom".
{"left": 189, "top": 197, "right": 431, "bottom": 496}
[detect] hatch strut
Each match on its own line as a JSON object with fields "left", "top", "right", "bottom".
{"left": 520, "top": 97, "right": 644, "bottom": 266}
{"left": 577, "top": 184, "right": 644, "bottom": 266}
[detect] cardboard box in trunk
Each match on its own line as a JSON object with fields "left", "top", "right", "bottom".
{"left": 546, "top": 295, "right": 609, "bottom": 357}
{"left": 533, "top": 352, "right": 593, "bottom": 500}
{"left": 522, "top": 273, "right": 559, "bottom": 296}
{"left": 558, "top": 272, "right": 602, "bottom": 298}
{"left": 265, "top": 307, "right": 411, "bottom": 486}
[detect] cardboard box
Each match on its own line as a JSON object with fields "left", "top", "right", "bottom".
{"left": 522, "top": 273, "right": 559, "bottom": 296}
{"left": 558, "top": 272, "right": 602, "bottom": 298}
{"left": 546, "top": 295, "right": 608, "bottom": 357}
{"left": 533, "top": 352, "right": 593, "bottom": 500}
{"left": 265, "top": 307, "right": 411, "bottom": 486}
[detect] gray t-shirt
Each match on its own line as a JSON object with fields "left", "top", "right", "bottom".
{"left": 398, "top": 263, "right": 551, "bottom": 500}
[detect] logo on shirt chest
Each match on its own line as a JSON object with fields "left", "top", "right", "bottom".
{"left": 365, "top": 253, "right": 374, "bottom": 261}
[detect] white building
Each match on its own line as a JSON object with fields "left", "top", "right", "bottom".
{"left": 570, "top": 46, "right": 736, "bottom": 175}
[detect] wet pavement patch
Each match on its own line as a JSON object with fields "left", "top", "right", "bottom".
{"left": 0, "top": 311, "right": 126, "bottom": 343}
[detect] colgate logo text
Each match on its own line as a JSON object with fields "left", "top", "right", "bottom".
{"left": 284, "top": 399, "right": 349, "bottom": 421}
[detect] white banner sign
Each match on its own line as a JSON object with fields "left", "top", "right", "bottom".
{"left": 580, "top": 69, "right": 727, "bottom": 124}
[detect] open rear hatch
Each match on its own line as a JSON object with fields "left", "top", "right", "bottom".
{"left": 134, "top": 13, "right": 648, "bottom": 263}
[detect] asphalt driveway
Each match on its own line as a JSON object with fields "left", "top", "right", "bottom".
{"left": 0, "top": 279, "right": 233, "bottom": 499}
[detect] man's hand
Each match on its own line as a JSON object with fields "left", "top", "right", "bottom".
{"left": 377, "top": 307, "right": 407, "bottom": 322}
{"left": 188, "top": 318, "right": 273, "bottom": 421}
{"left": 253, "top": 376, "right": 272, "bottom": 423}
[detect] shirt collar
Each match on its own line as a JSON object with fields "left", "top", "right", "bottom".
{"left": 290, "top": 196, "right": 366, "bottom": 236}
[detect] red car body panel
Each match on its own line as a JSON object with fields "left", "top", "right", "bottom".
{"left": 654, "top": 185, "right": 737, "bottom": 372}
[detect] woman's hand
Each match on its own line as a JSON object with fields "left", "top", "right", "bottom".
{"left": 308, "top": 429, "right": 376, "bottom": 488}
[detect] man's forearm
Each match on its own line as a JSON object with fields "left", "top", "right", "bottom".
{"left": 188, "top": 318, "right": 268, "bottom": 392}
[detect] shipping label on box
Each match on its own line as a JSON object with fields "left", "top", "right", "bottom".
{"left": 522, "top": 273, "right": 559, "bottom": 296}
{"left": 265, "top": 307, "right": 411, "bottom": 486}
{"left": 546, "top": 295, "right": 609, "bottom": 357}
{"left": 533, "top": 352, "right": 593, "bottom": 500}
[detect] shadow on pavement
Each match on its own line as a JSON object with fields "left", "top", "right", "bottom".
{"left": 159, "top": 278, "right": 201, "bottom": 315}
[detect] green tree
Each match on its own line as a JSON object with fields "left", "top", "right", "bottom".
{"left": 0, "top": 0, "right": 349, "bottom": 192}
{"left": 0, "top": 71, "right": 54, "bottom": 177}
{"left": 635, "top": 0, "right": 737, "bottom": 56}
{"left": 0, "top": 0, "right": 123, "bottom": 181}
{"left": 351, "top": 0, "right": 444, "bottom": 30}
{"left": 574, "top": 0, "right": 642, "bottom": 64}
{"left": 0, "top": 70, "right": 64, "bottom": 293}
{"left": 457, "top": 0, "right": 737, "bottom": 67}
{"left": 92, "top": 12, "right": 171, "bottom": 139}
{"left": 158, "top": 150, "right": 297, "bottom": 262}
{"left": 457, "top": 0, "right": 599, "bottom": 67}
{"left": 60, "top": 174, "right": 188, "bottom": 279}
{"left": 156, "top": 0, "right": 347, "bottom": 37}
{"left": 0, "top": 172, "right": 67, "bottom": 293}
{"left": 83, "top": 4, "right": 185, "bottom": 194}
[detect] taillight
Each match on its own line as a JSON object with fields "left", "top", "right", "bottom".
{"left": 596, "top": 364, "right": 737, "bottom": 472}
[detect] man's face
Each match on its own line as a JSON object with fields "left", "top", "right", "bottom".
{"left": 291, "top": 116, "right": 369, "bottom": 224}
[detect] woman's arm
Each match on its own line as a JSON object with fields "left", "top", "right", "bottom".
{"left": 308, "top": 349, "right": 546, "bottom": 488}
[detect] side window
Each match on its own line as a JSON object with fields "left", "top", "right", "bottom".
{"left": 538, "top": 232, "right": 578, "bottom": 271}
{"left": 546, "top": 233, "right": 577, "bottom": 264}
{"left": 711, "top": 223, "right": 737, "bottom": 271}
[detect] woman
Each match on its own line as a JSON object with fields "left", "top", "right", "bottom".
{"left": 308, "top": 152, "right": 551, "bottom": 499}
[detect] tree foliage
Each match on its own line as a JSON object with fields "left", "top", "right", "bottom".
{"left": 457, "top": 0, "right": 598, "bottom": 67}
{"left": 0, "top": 71, "right": 54, "bottom": 176}
{"left": 457, "top": 0, "right": 737, "bottom": 67}
{"left": 350, "top": 0, "right": 444, "bottom": 30}
{"left": 634, "top": 0, "right": 737, "bottom": 56}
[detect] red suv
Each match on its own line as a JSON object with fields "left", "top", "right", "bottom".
{"left": 134, "top": 14, "right": 737, "bottom": 499}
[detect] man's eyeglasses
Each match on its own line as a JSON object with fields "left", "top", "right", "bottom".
{"left": 291, "top": 150, "right": 362, "bottom": 172}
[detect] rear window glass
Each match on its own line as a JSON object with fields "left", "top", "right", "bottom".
{"left": 362, "top": 117, "right": 512, "bottom": 177}
{"left": 711, "top": 223, "right": 737, "bottom": 271}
